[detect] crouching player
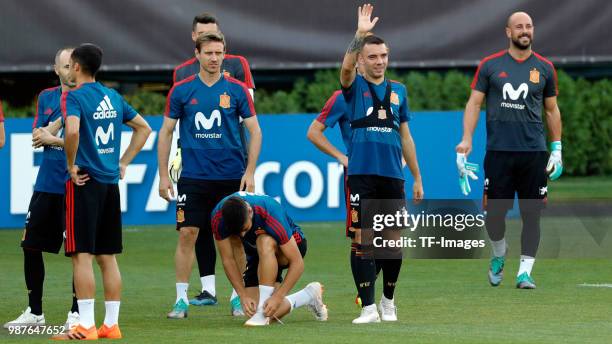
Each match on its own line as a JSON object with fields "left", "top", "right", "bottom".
{"left": 212, "top": 192, "right": 328, "bottom": 326}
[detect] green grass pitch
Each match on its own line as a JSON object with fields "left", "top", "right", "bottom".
{"left": 1, "top": 221, "right": 611, "bottom": 343}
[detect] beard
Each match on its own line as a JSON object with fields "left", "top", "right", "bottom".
{"left": 63, "top": 78, "right": 76, "bottom": 88}
{"left": 511, "top": 34, "right": 532, "bottom": 50}
{"left": 60, "top": 75, "right": 76, "bottom": 88}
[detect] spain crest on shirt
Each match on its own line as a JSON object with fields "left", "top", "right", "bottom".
{"left": 529, "top": 68, "right": 540, "bottom": 84}
{"left": 390, "top": 91, "right": 400, "bottom": 105}
{"left": 219, "top": 93, "right": 230, "bottom": 108}
{"left": 223, "top": 70, "right": 231, "bottom": 78}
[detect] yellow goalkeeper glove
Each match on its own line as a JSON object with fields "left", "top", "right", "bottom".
{"left": 169, "top": 148, "right": 182, "bottom": 183}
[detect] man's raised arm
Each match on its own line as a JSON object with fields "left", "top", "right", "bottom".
{"left": 340, "top": 4, "right": 379, "bottom": 88}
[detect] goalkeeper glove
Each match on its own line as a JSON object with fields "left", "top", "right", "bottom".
{"left": 546, "top": 141, "right": 563, "bottom": 181}
{"left": 456, "top": 153, "right": 479, "bottom": 196}
{"left": 169, "top": 147, "right": 182, "bottom": 183}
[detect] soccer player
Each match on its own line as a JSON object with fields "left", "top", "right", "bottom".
{"left": 4, "top": 48, "right": 76, "bottom": 328}
{"left": 0, "top": 100, "right": 5, "bottom": 149}
{"left": 307, "top": 92, "right": 351, "bottom": 166}
{"left": 158, "top": 32, "right": 262, "bottom": 319}
{"left": 456, "top": 12, "right": 562, "bottom": 289}
{"left": 173, "top": 13, "right": 255, "bottom": 89}
{"left": 340, "top": 4, "right": 424, "bottom": 324}
{"left": 53, "top": 43, "right": 151, "bottom": 340}
{"left": 212, "top": 192, "right": 327, "bottom": 326}
{"left": 171, "top": 12, "right": 255, "bottom": 311}
{"left": 306, "top": 90, "right": 350, "bottom": 226}
{"left": 307, "top": 89, "right": 374, "bottom": 307}
{"left": 3, "top": 48, "right": 80, "bottom": 331}
{"left": 307, "top": 63, "right": 370, "bottom": 237}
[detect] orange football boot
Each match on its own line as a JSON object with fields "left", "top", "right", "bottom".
{"left": 52, "top": 324, "right": 98, "bottom": 340}
{"left": 97, "top": 324, "right": 122, "bottom": 339}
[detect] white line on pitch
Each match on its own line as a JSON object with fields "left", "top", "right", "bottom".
{"left": 577, "top": 283, "right": 612, "bottom": 288}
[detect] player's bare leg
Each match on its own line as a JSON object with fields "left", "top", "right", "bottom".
{"left": 73, "top": 253, "right": 96, "bottom": 299}
{"left": 52, "top": 253, "right": 99, "bottom": 339}
{"left": 95, "top": 255, "right": 122, "bottom": 338}
{"left": 175, "top": 227, "right": 199, "bottom": 282}
{"left": 168, "top": 226, "right": 198, "bottom": 319}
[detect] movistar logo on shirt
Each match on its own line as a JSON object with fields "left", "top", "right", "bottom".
{"left": 364, "top": 107, "right": 393, "bottom": 133}
{"left": 366, "top": 127, "right": 392, "bottom": 133}
{"left": 501, "top": 83, "right": 528, "bottom": 110}
{"left": 194, "top": 110, "right": 222, "bottom": 139}
{"left": 93, "top": 95, "right": 118, "bottom": 120}
{"left": 95, "top": 123, "right": 115, "bottom": 154}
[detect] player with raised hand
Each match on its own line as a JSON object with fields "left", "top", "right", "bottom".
{"left": 340, "top": 4, "right": 423, "bottom": 324}
{"left": 53, "top": 43, "right": 151, "bottom": 340}
{"left": 158, "top": 31, "right": 262, "bottom": 320}
{"left": 3, "top": 48, "right": 81, "bottom": 331}
{"left": 456, "top": 12, "right": 563, "bottom": 289}
{"left": 212, "top": 192, "right": 327, "bottom": 326}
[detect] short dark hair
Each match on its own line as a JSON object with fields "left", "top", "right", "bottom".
{"left": 195, "top": 31, "right": 226, "bottom": 52}
{"left": 221, "top": 197, "right": 249, "bottom": 236}
{"left": 71, "top": 43, "right": 103, "bottom": 76}
{"left": 193, "top": 12, "right": 219, "bottom": 31}
{"left": 362, "top": 35, "right": 386, "bottom": 48}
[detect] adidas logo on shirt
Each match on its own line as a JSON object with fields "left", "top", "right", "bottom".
{"left": 93, "top": 95, "right": 118, "bottom": 120}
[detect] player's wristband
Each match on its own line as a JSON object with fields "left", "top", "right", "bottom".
{"left": 550, "top": 141, "right": 562, "bottom": 151}
{"left": 546, "top": 141, "right": 563, "bottom": 181}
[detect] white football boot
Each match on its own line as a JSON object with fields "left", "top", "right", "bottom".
{"left": 378, "top": 296, "right": 398, "bottom": 321}
{"left": 305, "top": 282, "right": 328, "bottom": 321}
{"left": 244, "top": 310, "right": 270, "bottom": 326}
{"left": 3, "top": 307, "right": 45, "bottom": 328}
{"left": 352, "top": 304, "right": 380, "bottom": 324}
